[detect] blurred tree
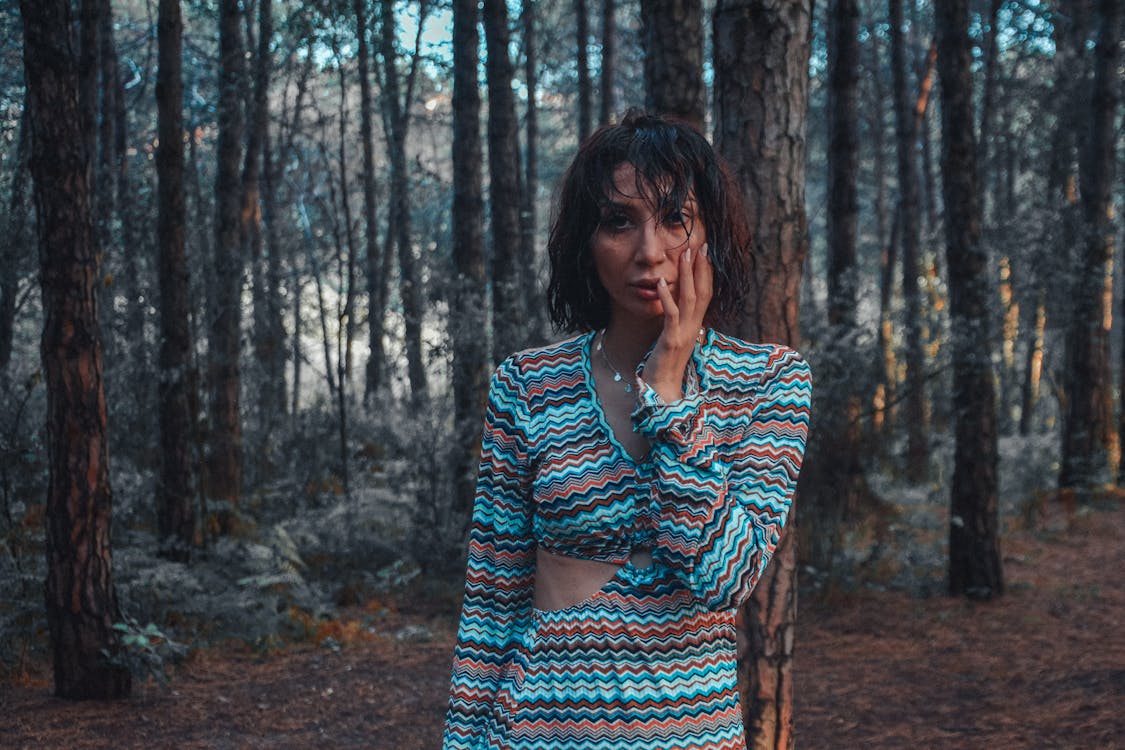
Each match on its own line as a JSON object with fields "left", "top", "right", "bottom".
{"left": 156, "top": 0, "right": 197, "bottom": 562}
{"left": 890, "top": 0, "right": 929, "bottom": 481}
{"left": 936, "top": 0, "right": 1003, "bottom": 599}
{"left": 713, "top": 0, "right": 812, "bottom": 744}
{"left": 20, "top": 0, "right": 132, "bottom": 699}
{"left": 207, "top": 0, "right": 246, "bottom": 531}
{"left": 1062, "top": 0, "right": 1120, "bottom": 495}
{"left": 483, "top": 0, "right": 527, "bottom": 357}
{"left": 640, "top": 0, "right": 704, "bottom": 130}
{"left": 576, "top": 0, "right": 592, "bottom": 143}
{"left": 450, "top": 0, "right": 489, "bottom": 541}
{"left": 600, "top": 0, "right": 616, "bottom": 124}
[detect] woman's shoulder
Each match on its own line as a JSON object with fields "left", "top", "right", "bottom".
{"left": 497, "top": 332, "right": 590, "bottom": 379}
{"left": 705, "top": 330, "right": 810, "bottom": 391}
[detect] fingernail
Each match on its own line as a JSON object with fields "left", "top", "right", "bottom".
{"left": 659, "top": 277, "right": 667, "bottom": 287}
{"left": 702, "top": 243, "right": 709, "bottom": 258}
{"left": 685, "top": 247, "right": 692, "bottom": 264}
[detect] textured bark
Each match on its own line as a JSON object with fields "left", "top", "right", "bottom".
{"left": 451, "top": 0, "right": 490, "bottom": 534}
{"left": 257, "top": 0, "right": 286, "bottom": 420}
{"left": 1065, "top": 0, "right": 1120, "bottom": 491}
{"left": 640, "top": 0, "right": 705, "bottom": 131}
{"left": 713, "top": 0, "right": 811, "bottom": 744}
{"left": 96, "top": 0, "right": 117, "bottom": 271}
{"left": 600, "top": 0, "right": 616, "bottom": 124}
{"left": 356, "top": 0, "right": 387, "bottom": 404}
{"left": 890, "top": 0, "right": 929, "bottom": 481}
{"left": 380, "top": 0, "right": 429, "bottom": 401}
{"left": 0, "top": 107, "right": 30, "bottom": 380}
{"left": 156, "top": 0, "right": 196, "bottom": 562}
{"left": 576, "top": 0, "right": 592, "bottom": 143}
{"left": 521, "top": 0, "right": 542, "bottom": 338}
{"left": 936, "top": 0, "right": 1003, "bottom": 599}
{"left": 977, "top": 0, "right": 1002, "bottom": 219}
{"left": 866, "top": 27, "right": 893, "bottom": 440}
{"left": 1019, "top": 288, "right": 1046, "bottom": 436}
{"left": 483, "top": 0, "right": 527, "bottom": 357}
{"left": 20, "top": 0, "right": 132, "bottom": 699}
{"left": 207, "top": 0, "right": 245, "bottom": 526}
{"left": 802, "top": 0, "right": 866, "bottom": 569}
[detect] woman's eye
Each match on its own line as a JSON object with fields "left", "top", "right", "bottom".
{"left": 601, "top": 213, "right": 631, "bottom": 231}
{"left": 664, "top": 209, "right": 692, "bottom": 227}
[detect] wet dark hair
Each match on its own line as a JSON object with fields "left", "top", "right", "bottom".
{"left": 547, "top": 109, "right": 751, "bottom": 333}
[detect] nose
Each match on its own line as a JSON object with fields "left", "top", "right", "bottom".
{"left": 633, "top": 216, "right": 669, "bottom": 265}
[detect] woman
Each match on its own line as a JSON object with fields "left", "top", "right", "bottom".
{"left": 443, "top": 111, "right": 812, "bottom": 749}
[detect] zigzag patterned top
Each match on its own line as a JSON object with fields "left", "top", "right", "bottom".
{"left": 444, "top": 328, "right": 812, "bottom": 748}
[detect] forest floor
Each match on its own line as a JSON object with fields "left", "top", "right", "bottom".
{"left": 1, "top": 499, "right": 1123, "bottom": 749}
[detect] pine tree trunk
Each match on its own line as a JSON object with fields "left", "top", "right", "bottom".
{"left": 380, "top": 0, "right": 429, "bottom": 402}
{"left": 890, "top": 0, "right": 929, "bottom": 481}
{"left": 20, "top": 0, "right": 132, "bottom": 699}
{"left": 450, "top": 0, "right": 490, "bottom": 540}
{"left": 521, "top": 0, "right": 543, "bottom": 339}
{"left": 483, "top": 0, "right": 527, "bottom": 357}
{"left": 1066, "top": 0, "right": 1121, "bottom": 491}
{"left": 640, "top": 0, "right": 705, "bottom": 130}
{"left": 713, "top": 0, "right": 811, "bottom": 744}
{"left": 0, "top": 107, "right": 30, "bottom": 381}
{"left": 936, "top": 0, "right": 1003, "bottom": 599}
{"left": 576, "top": 0, "right": 592, "bottom": 143}
{"left": 156, "top": 0, "right": 196, "bottom": 562}
{"left": 600, "top": 0, "right": 616, "bottom": 124}
{"left": 356, "top": 0, "right": 387, "bottom": 405}
{"left": 207, "top": 0, "right": 245, "bottom": 529}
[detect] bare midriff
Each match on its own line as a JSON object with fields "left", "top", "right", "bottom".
{"left": 534, "top": 547, "right": 653, "bottom": 611}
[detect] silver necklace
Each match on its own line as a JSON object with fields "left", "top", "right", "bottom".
{"left": 596, "top": 330, "right": 636, "bottom": 394}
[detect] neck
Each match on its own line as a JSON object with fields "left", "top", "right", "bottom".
{"left": 602, "top": 318, "right": 662, "bottom": 373}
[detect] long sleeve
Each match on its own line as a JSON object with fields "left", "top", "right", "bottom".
{"left": 633, "top": 344, "right": 811, "bottom": 611}
{"left": 443, "top": 356, "right": 536, "bottom": 749}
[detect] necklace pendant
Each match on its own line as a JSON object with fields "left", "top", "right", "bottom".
{"left": 613, "top": 372, "right": 622, "bottom": 382}
{"left": 624, "top": 383, "right": 633, "bottom": 393}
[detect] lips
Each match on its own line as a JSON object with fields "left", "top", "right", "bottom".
{"left": 630, "top": 278, "right": 670, "bottom": 301}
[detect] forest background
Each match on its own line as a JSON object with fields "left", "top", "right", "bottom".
{"left": 1, "top": 0, "right": 1123, "bottom": 747}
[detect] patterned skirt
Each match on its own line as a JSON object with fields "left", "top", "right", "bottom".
{"left": 488, "top": 560, "right": 747, "bottom": 749}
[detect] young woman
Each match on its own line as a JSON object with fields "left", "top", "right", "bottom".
{"left": 443, "top": 110, "right": 812, "bottom": 749}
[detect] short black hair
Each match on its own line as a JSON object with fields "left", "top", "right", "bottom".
{"left": 547, "top": 109, "right": 751, "bottom": 333}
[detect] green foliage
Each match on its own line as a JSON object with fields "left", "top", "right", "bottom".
{"left": 102, "top": 616, "right": 189, "bottom": 687}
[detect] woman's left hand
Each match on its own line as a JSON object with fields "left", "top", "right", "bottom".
{"left": 643, "top": 242, "right": 713, "bottom": 403}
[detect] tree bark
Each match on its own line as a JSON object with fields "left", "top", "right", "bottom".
{"left": 521, "top": 0, "right": 543, "bottom": 339}
{"left": 713, "top": 0, "right": 811, "bottom": 744}
{"left": 890, "top": 0, "right": 929, "bottom": 481}
{"left": 20, "top": 0, "right": 132, "bottom": 699}
{"left": 207, "top": 0, "right": 246, "bottom": 529}
{"left": 576, "top": 0, "right": 592, "bottom": 143}
{"left": 600, "top": 0, "right": 616, "bottom": 124}
{"left": 156, "top": 0, "right": 196, "bottom": 562}
{"left": 1066, "top": 0, "right": 1120, "bottom": 490}
{"left": 0, "top": 106, "right": 30, "bottom": 382}
{"left": 356, "top": 0, "right": 387, "bottom": 405}
{"left": 483, "top": 0, "right": 527, "bottom": 358}
{"left": 640, "top": 0, "right": 705, "bottom": 131}
{"left": 935, "top": 0, "right": 1004, "bottom": 599}
{"left": 450, "top": 0, "right": 490, "bottom": 541}
{"left": 380, "top": 0, "right": 429, "bottom": 401}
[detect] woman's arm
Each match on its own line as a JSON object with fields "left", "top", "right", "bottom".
{"left": 633, "top": 345, "right": 811, "bottom": 611}
{"left": 443, "top": 356, "right": 536, "bottom": 749}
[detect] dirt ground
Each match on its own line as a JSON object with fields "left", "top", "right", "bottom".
{"left": 2, "top": 503, "right": 1122, "bottom": 750}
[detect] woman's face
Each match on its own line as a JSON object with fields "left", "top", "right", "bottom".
{"left": 591, "top": 163, "right": 707, "bottom": 328}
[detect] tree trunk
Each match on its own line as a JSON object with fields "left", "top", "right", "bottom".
{"left": 356, "top": 0, "right": 387, "bottom": 405}
{"left": 483, "top": 0, "right": 527, "bottom": 358}
{"left": 1066, "top": 0, "right": 1120, "bottom": 491}
{"left": 1019, "top": 286, "right": 1046, "bottom": 436}
{"left": 380, "top": 0, "right": 429, "bottom": 401}
{"left": 600, "top": 0, "right": 616, "bottom": 124}
{"left": 450, "top": 0, "right": 490, "bottom": 541}
{"left": 20, "top": 0, "right": 132, "bottom": 699}
{"left": 640, "top": 0, "right": 705, "bottom": 131}
{"left": 576, "top": 0, "right": 592, "bottom": 143}
{"left": 935, "top": 0, "right": 1003, "bottom": 599}
{"left": 207, "top": 0, "right": 245, "bottom": 530}
{"left": 521, "top": 0, "right": 543, "bottom": 339}
{"left": 156, "top": 0, "right": 196, "bottom": 562}
{"left": 891, "top": 0, "right": 929, "bottom": 482}
{"left": 713, "top": 0, "right": 811, "bottom": 744}
{"left": 258, "top": 0, "right": 287, "bottom": 421}
{"left": 0, "top": 106, "right": 30, "bottom": 381}
{"left": 802, "top": 0, "right": 866, "bottom": 569}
